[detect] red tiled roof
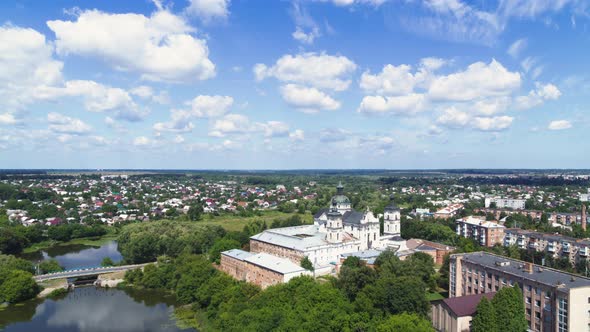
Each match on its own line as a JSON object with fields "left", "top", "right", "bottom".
{"left": 441, "top": 292, "right": 496, "bottom": 317}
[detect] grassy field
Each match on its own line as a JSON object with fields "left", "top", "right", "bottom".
{"left": 198, "top": 211, "right": 313, "bottom": 232}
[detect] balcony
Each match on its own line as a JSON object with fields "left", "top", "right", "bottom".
{"left": 580, "top": 247, "right": 589, "bottom": 257}
{"left": 562, "top": 244, "right": 570, "bottom": 253}
{"left": 529, "top": 242, "right": 538, "bottom": 249}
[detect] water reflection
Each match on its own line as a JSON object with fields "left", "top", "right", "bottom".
{"left": 0, "top": 287, "right": 194, "bottom": 332}
{"left": 20, "top": 241, "right": 123, "bottom": 270}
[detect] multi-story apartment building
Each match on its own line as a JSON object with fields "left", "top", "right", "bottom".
{"left": 456, "top": 216, "right": 505, "bottom": 247}
{"left": 504, "top": 228, "right": 590, "bottom": 265}
{"left": 475, "top": 208, "right": 544, "bottom": 222}
{"left": 450, "top": 252, "right": 590, "bottom": 332}
{"left": 485, "top": 196, "right": 526, "bottom": 210}
{"left": 475, "top": 208, "right": 588, "bottom": 228}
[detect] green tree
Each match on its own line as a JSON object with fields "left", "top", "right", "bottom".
{"left": 471, "top": 297, "right": 498, "bottom": 332}
{"left": 337, "top": 264, "right": 376, "bottom": 301}
{"left": 492, "top": 286, "right": 527, "bottom": 332}
{"left": 376, "top": 313, "right": 434, "bottom": 332}
{"left": 0, "top": 255, "right": 34, "bottom": 273}
{"left": 0, "top": 270, "right": 40, "bottom": 303}
{"left": 364, "top": 275, "right": 429, "bottom": 317}
{"left": 0, "top": 227, "right": 28, "bottom": 254}
{"left": 101, "top": 257, "right": 115, "bottom": 267}
{"left": 39, "top": 259, "right": 63, "bottom": 274}
{"left": 301, "top": 256, "right": 314, "bottom": 271}
{"left": 208, "top": 238, "right": 240, "bottom": 264}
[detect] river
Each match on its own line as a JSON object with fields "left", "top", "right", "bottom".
{"left": 1, "top": 241, "right": 195, "bottom": 332}
{"left": 19, "top": 240, "right": 123, "bottom": 270}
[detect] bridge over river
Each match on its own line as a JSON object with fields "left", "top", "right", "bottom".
{"left": 34, "top": 263, "right": 153, "bottom": 282}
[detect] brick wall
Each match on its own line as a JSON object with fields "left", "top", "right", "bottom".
{"left": 250, "top": 239, "right": 304, "bottom": 264}
{"left": 219, "top": 254, "right": 248, "bottom": 281}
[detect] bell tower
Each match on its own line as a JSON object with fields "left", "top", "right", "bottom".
{"left": 326, "top": 200, "right": 343, "bottom": 243}
{"left": 383, "top": 194, "right": 401, "bottom": 236}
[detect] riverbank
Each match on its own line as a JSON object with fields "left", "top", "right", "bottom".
{"left": 23, "top": 234, "right": 119, "bottom": 254}
{"left": 37, "top": 278, "right": 68, "bottom": 298}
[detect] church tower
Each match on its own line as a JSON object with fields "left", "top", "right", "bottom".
{"left": 383, "top": 194, "right": 401, "bottom": 236}
{"left": 326, "top": 201, "right": 343, "bottom": 243}
{"left": 331, "top": 182, "right": 352, "bottom": 213}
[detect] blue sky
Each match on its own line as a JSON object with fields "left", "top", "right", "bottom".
{"left": 0, "top": 0, "right": 589, "bottom": 169}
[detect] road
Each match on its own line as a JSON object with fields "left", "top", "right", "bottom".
{"left": 34, "top": 263, "right": 152, "bottom": 282}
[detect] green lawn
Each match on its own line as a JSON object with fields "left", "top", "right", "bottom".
{"left": 198, "top": 211, "right": 313, "bottom": 232}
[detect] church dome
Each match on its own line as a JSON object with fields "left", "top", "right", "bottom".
{"left": 332, "top": 194, "right": 350, "bottom": 204}
{"left": 332, "top": 182, "right": 351, "bottom": 205}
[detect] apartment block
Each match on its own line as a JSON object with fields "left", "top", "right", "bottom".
{"left": 485, "top": 196, "right": 526, "bottom": 210}
{"left": 455, "top": 216, "right": 505, "bottom": 247}
{"left": 450, "top": 252, "right": 590, "bottom": 332}
{"left": 504, "top": 228, "right": 590, "bottom": 265}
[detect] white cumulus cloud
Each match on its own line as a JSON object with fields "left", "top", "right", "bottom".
{"left": 254, "top": 52, "right": 356, "bottom": 91}
{"left": 186, "top": 0, "right": 230, "bottom": 22}
{"left": 187, "top": 95, "right": 234, "bottom": 118}
{"left": 358, "top": 94, "right": 427, "bottom": 115}
{"left": 515, "top": 83, "right": 561, "bottom": 110}
{"left": 47, "top": 112, "right": 92, "bottom": 135}
{"left": 548, "top": 120, "right": 572, "bottom": 130}
{"left": 472, "top": 116, "right": 513, "bottom": 131}
{"left": 47, "top": 9, "right": 215, "bottom": 82}
{"left": 280, "top": 84, "right": 340, "bottom": 113}
{"left": 428, "top": 59, "right": 521, "bottom": 101}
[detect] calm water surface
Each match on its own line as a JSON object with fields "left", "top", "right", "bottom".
{"left": 3, "top": 241, "right": 194, "bottom": 331}
{"left": 0, "top": 287, "right": 195, "bottom": 332}
{"left": 20, "top": 240, "right": 123, "bottom": 270}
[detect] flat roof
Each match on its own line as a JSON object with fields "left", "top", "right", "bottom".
{"left": 456, "top": 252, "right": 590, "bottom": 290}
{"left": 244, "top": 253, "right": 309, "bottom": 275}
{"left": 457, "top": 216, "right": 505, "bottom": 229}
{"left": 221, "top": 249, "right": 254, "bottom": 260}
{"left": 250, "top": 225, "right": 338, "bottom": 251}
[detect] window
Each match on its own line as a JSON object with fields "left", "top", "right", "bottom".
{"left": 535, "top": 311, "right": 541, "bottom": 319}
{"left": 528, "top": 285, "right": 533, "bottom": 292}
{"left": 558, "top": 297, "right": 568, "bottom": 332}
{"left": 526, "top": 309, "right": 531, "bottom": 316}
{"left": 536, "top": 300, "right": 541, "bottom": 307}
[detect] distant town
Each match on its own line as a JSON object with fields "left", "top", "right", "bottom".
{"left": 2, "top": 170, "right": 590, "bottom": 331}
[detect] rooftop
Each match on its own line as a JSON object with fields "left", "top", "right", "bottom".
{"left": 250, "top": 225, "right": 334, "bottom": 251}
{"left": 438, "top": 292, "right": 496, "bottom": 317}
{"left": 221, "top": 249, "right": 254, "bottom": 261}
{"left": 456, "top": 252, "right": 590, "bottom": 290}
{"left": 457, "top": 216, "right": 505, "bottom": 229}
{"left": 244, "top": 252, "right": 309, "bottom": 275}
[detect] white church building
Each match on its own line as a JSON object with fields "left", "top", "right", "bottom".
{"left": 249, "top": 183, "right": 407, "bottom": 275}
